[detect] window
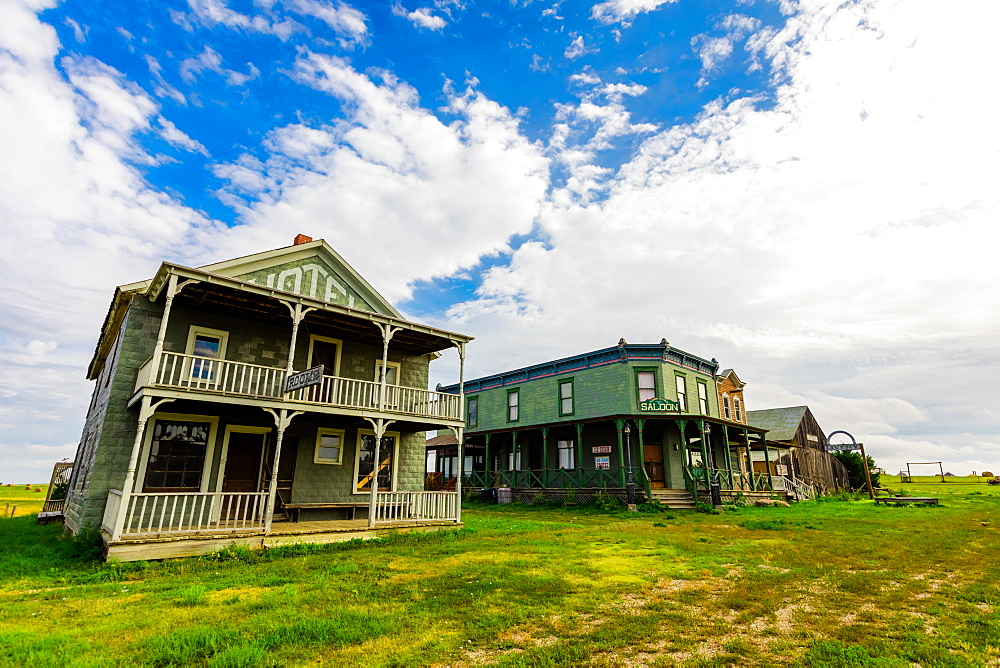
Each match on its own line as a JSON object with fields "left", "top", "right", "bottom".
{"left": 637, "top": 371, "right": 657, "bottom": 401}
{"left": 698, "top": 382, "right": 709, "bottom": 414}
{"left": 354, "top": 430, "right": 398, "bottom": 493}
{"left": 734, "top": 398, "right": 742, "bottom": 422}
{"left": 467, "top": 397, "right": 479, "bottom": 427}
{"left": 507, "top": 389, "right": 519, "bottom": 422}
{"left": 675, "top": 375, "right": 688, "bottom": 411}
{"left": 723, "top": 395, "right": 732, "bottom": 420}
{"left": 185, "top": 326, "right": 228, "bottom": 380}
{"left": 142, "top": 417, "right": 215, "bottom": 492}
{"left": 559, "top": 380, "right": 574, "bottom": 416}
{"left": 557, "top": 440, "right": 575, "bottom": 469}
{"left": 314, "top": 428, "right": 345, "bottom": 464}
{"left": 375, "top": 360, "right": 401, "bottom": 407}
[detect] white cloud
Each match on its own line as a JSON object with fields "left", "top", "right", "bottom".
{"left": 436, "top": 0, "right": 1000, "bottom": 476}
{"left": 179, "top": 46, "right": 260, "bottom": 86}
{"left": 287, "top": 0, "right": 369, "bottom": 47}
{"left": 392, "top": 4, "right": 447, "bottom": 30}
{"left": 183, "top": 0, "right": 299, "bottom": 40}
{"left": 564, "top": 35, "right": 594, "bottom": 59}
{"left": 0, "top": 0, "right": 216, "bottom": 484}
{"left": 156, "top": 116, "right": 209, "bottom": 155}
{"left": 591, "top": 0, "right": 678, "bottom": 25}
{"left": 205, "top": 52, "right": 550, "bottom": 303}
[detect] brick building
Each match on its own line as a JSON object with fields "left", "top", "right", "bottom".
{"left": 64, "top": 237, "right": 472, "bottom": 560}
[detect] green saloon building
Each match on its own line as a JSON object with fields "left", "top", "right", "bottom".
{"left": 435, "top": 340, "right": 774, "bottom": 507}
{"left": 64, "top": 236, "right": 472, "bottom": 560}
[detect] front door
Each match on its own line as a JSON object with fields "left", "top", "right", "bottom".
{"left": 222, "top": 431, "right": 266, "bottom": 492}
{"left": 644, "top": 444, "right": 666, "bottom": 489}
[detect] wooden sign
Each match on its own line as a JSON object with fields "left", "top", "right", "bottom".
{"left": 592, "top": 445, "right": 612, "bottom": 454}
{"left": 595, "top": 456, "right": 610, "bottom": 469}
{"left": 285, "top": 365, "right": 324, "bottom": 393}
{"left": 639, "top": 397, "right": 680, "bottom": 412}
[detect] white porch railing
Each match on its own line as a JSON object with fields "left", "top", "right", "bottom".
{"left": 135, "top": 352, "right": 462, "bottom": 420}
{"left": 372, "top": 491, "right": 459, "bottom": 524}
{"left": 102, "top": 489, "right": 123, "bottom": 534}
{"left": 114, "top": 491, "right": 268, "bottom": 538}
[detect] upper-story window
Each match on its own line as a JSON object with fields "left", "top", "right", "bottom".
{"left": 507, "top": 389, "right": 519, "bottom": 422}
{"left": 559, "top": 379, "right": 574, "bottom": 416}
{"left": 186, "top": 326, "right": 228, "bottom": 380}
{"left": 723, "top": 394, "right": 732, "bottom": 420}
{"left": 675, "top": 375, "right": 688, "bottom": 411}
{"left": 467, "top": 397, "right": 479, "bottom": 427}
{"left": 637, "top": 371, "right": 657, "bottom": 401}
{"left": 697, "top": 382, "right": 709, "bottom": 414}
{"left": 734, "top": 397, "right": 743, "bottom": 422}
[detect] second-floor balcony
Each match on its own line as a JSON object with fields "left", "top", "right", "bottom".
{"left": 134, "top": 351, "right": 462, "bottom": 422}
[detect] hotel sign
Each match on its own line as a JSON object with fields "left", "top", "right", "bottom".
{"left": 285, "top": 365, "right": 324, "bottom": 393}
{"left": 639, "top": 397, "right": 680, "bottom": 412}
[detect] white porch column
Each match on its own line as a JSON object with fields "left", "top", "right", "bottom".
{"left": 366, "top": 418, "right": 394, "bottom": 527}
{"left": 281, "top": 303, "right": 315, "bottom": 376}
{"left": 374, "top": 323, "right": 401, "bottom": 411}
{"left": 263, "top": 408, "right": 303, "bottom": 534}
{"left": 148, "top": 274, "right": 178, "bottom": 384}
{"left": 111, "top": 396, "right": 171, "bottom": 541}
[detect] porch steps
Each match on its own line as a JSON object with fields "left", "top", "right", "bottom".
{"left": 648, "top": 489, "right": 698, "bottom": 510}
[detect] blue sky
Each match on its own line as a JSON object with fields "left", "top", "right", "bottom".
{"left": 3, "top": 0, "right": 1000, "bottom": 482}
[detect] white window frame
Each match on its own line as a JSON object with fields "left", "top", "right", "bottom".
{"left": 723, "top": 394, "right": 732, "bottom": 420}
{"left": 136, "top": 413, "right": 220, "bottom": 494}
{"left": 675, "top": 375, "right": 688, "bottom": 412}
{"left": 698, "top": 382, "right": 709, "bottom": 414}
{"left": 352, "top": 429, "right": 400, "bottom": 494}
{"left": 185, "top": 326, "right": 229, "bottom": 381}
{"left": 734, "top": 398, "right": 743, "bottom": 422}
{"left": 374, "top": 360, "right": 401, "bottom": 385}
{"left": 314, "top": 428, "right": 346, "bottom": 465}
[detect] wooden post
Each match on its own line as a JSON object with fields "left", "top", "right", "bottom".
{"left": 454, "top": 341, "right": 466, "bottom": 522}
{"left": 484, "top": 433, "right": 492, "bottom": 485}
{"left": 762, "top": 435, "right": 774, "bottom": 491}
{"left": 367, "top": 418, "right": 392, "bottom": 528}
{"left": 263, "top": 409, "right": 302, "bottom": 534}
{"left": 575, "top": 422, "right": 584, "bottom": 476}
{"left": 613, "top": 419, "right": 624, "bottom": 487}
{"left": 860, "top": 442, "right": 875, "bottom": 500}
{"left": 743, "top": 429, "right": 755, "bottom": 491}
{"left": 541, "top": 427, "right": 550, "bottom": 487}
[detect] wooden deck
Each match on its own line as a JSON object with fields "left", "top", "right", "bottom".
{"left": 104, "top": 518, "right": 461, "bottom": 562}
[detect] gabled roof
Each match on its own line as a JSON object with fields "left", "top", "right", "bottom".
{"left": 716, "top": 368, "right": 745, "bottom": 389}
{"left": 745, "top": 406, "right": 810, "bottom": 442}
{"left": 86, "top": 239, "right": 471, "bottom": 379}
{"left": 191, "top": 239, "right": 401, "bottom": 319}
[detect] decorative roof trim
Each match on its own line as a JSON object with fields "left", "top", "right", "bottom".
{"left": 441, "top": 343, "right": 719, "bottom": 395}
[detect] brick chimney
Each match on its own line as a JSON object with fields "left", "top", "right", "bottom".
{"left": 293, "top": 234, "right": 313, "bottom": 245}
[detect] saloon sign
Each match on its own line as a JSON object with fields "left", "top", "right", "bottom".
{"left": 639, "top": 397, "right": 681, "bottom": 412}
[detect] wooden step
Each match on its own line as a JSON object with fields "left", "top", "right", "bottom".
{"left": 648, "top": 489, "right": 697, "bottom": 509}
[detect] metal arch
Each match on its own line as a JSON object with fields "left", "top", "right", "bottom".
{"left": 827, "top": 430, "right": 857, "bottom": 445}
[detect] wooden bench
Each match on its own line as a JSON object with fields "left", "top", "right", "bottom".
{"left": 874, "top": 496, "right": 939, "bottom": 507}
{"left": 281, "top": 502, "right": 369, "bottom": 522}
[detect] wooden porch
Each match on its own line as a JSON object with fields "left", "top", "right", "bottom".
{"left": 131, "top": 351, "right": 462, "bottom": 422}
{"left": 104, "top": 517, "right": 461, "bottom": 562}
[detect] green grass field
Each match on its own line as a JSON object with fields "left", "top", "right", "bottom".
{"left": 1, "top": 481, "right": 998, "bottom": 666}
